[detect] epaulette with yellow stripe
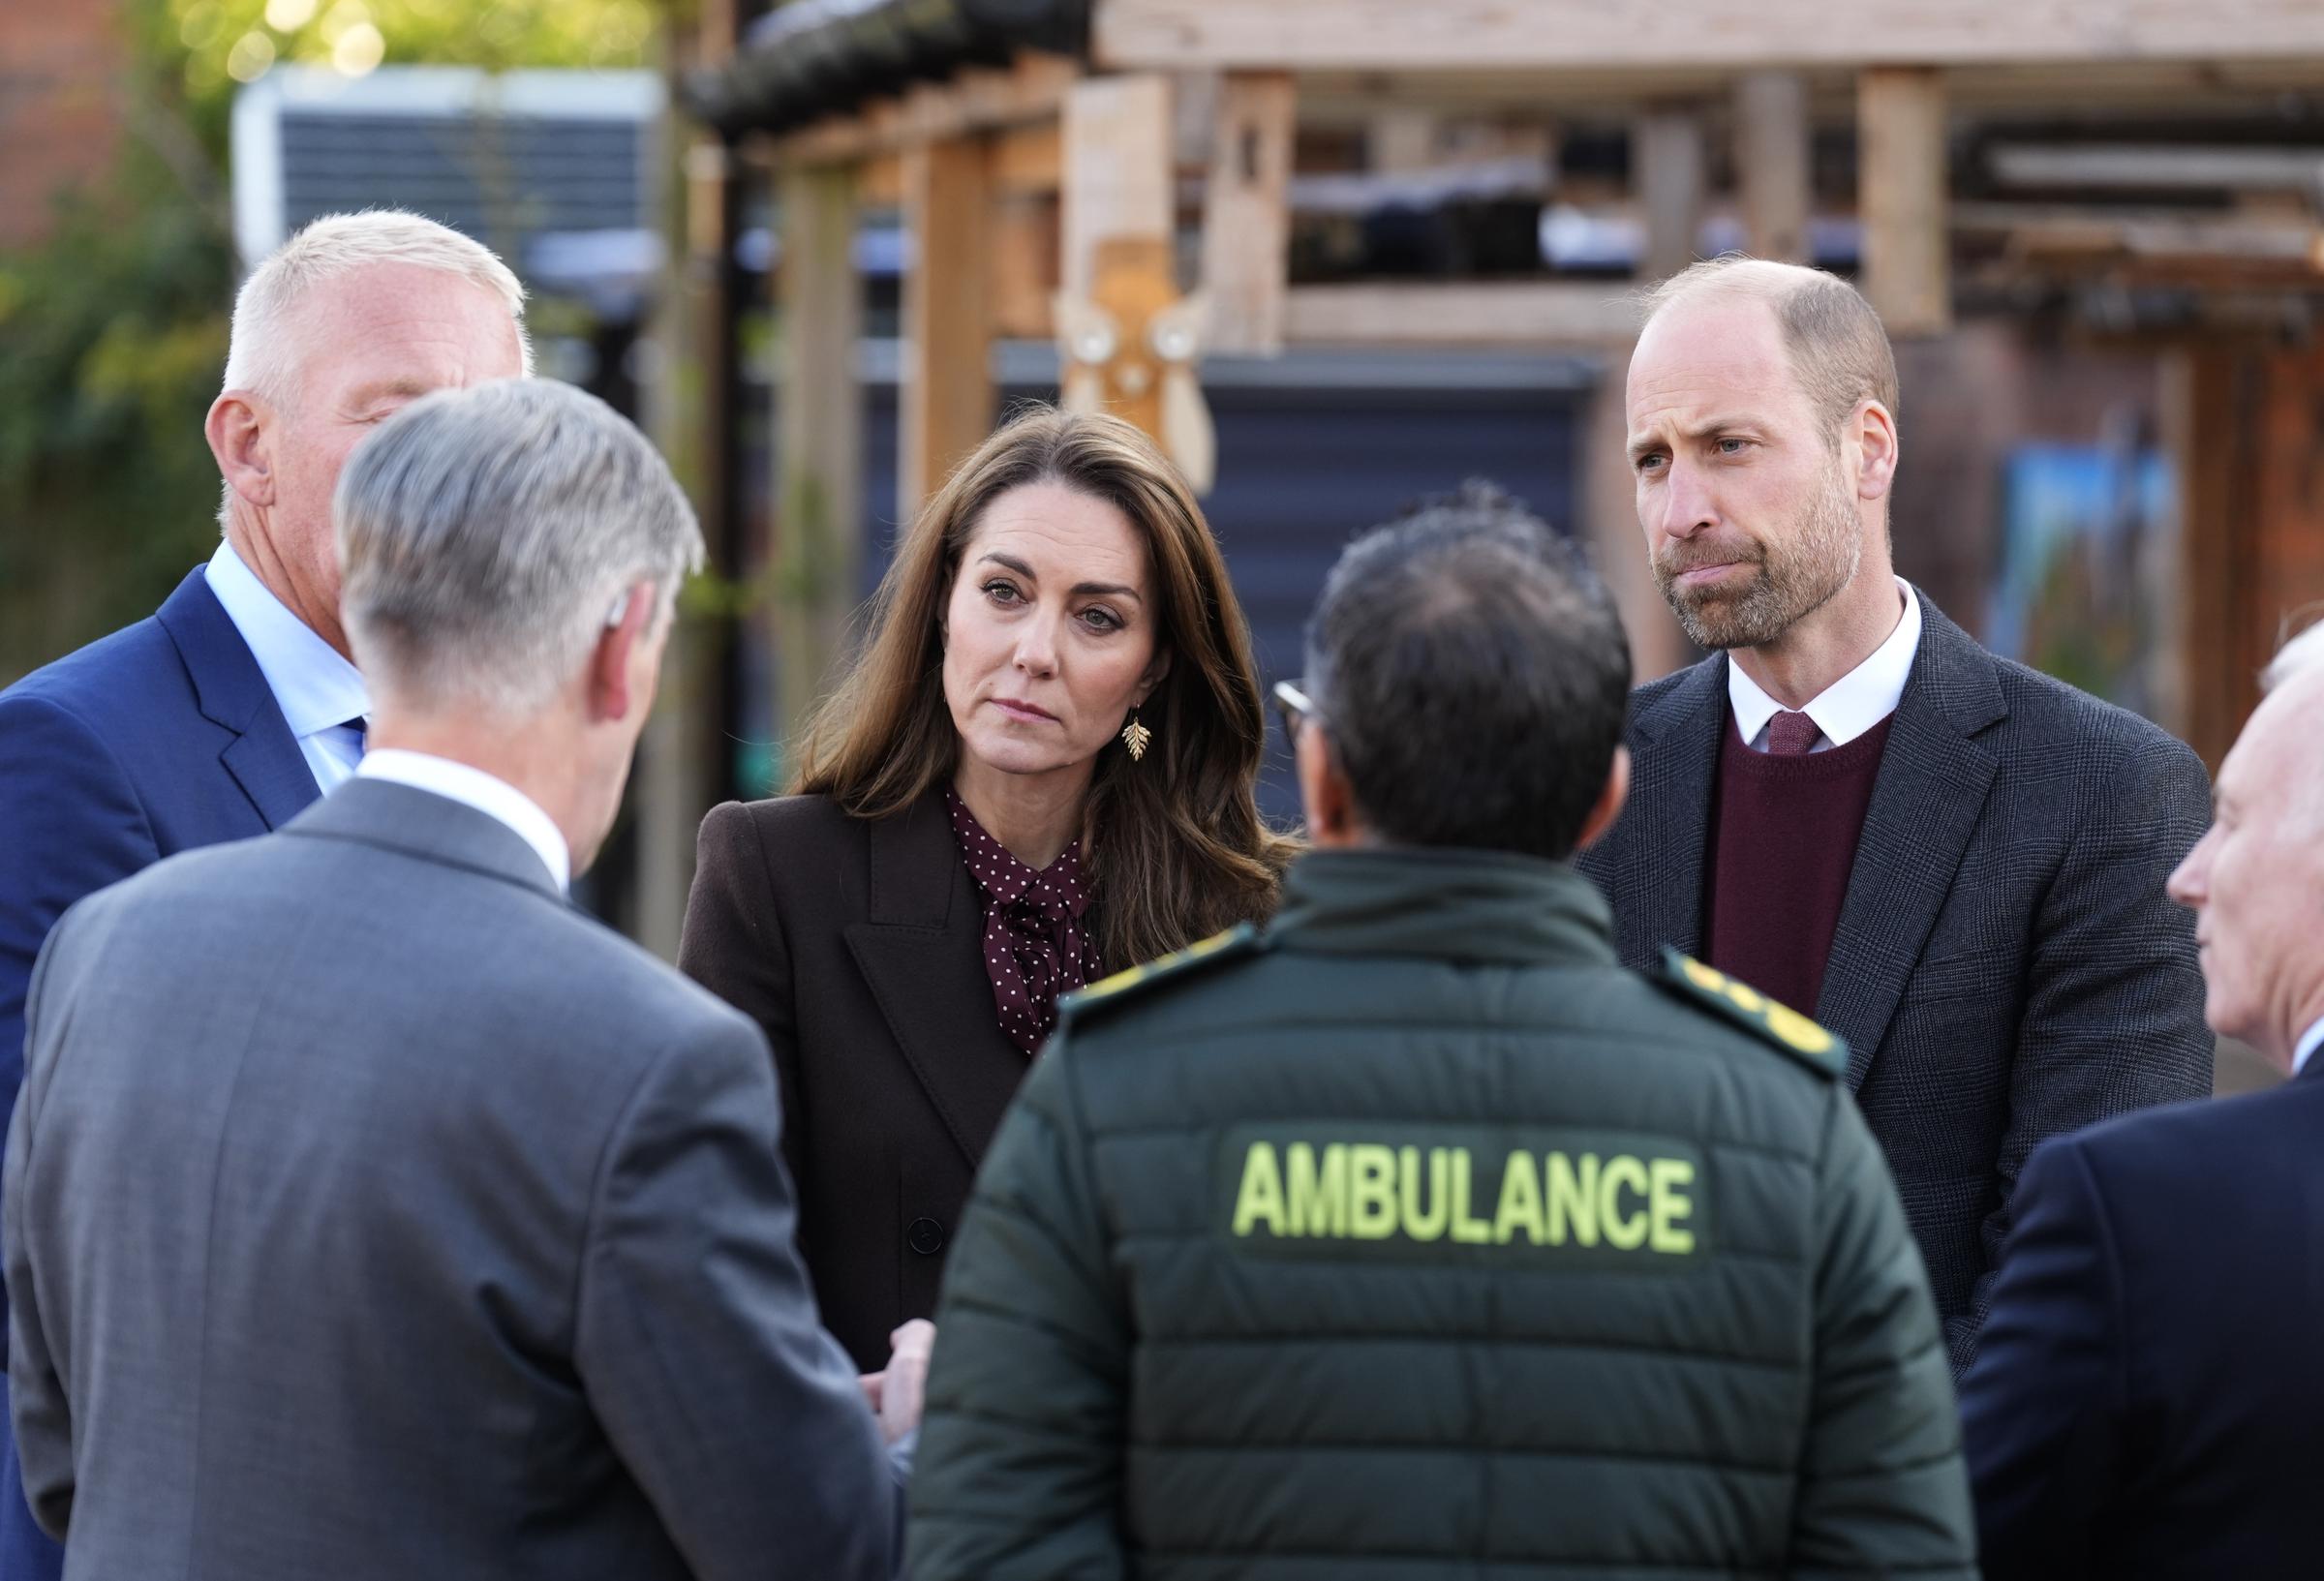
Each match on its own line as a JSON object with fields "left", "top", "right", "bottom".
{"left": 1651, "top": 947, "right": 1846, "bottom": 1079}
{"left": 1056, "top": 923, "right": 1265, "bottom": 1028}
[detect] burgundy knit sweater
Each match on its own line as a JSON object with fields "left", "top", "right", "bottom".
{"left": 1701, "top": 709, "right": 1896, "bottom": 1019}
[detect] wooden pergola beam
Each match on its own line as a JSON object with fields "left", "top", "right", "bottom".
{"left": 1859, "top": 67, "right": 1950, "bottom": 335}
{"left": 901, "top": 136, "right": 995, "bottom": 518}
{"left": 758, "top": 50, "right": 1077, "bottom": 166}
{"left": 1635, "top": 107, "right": 1705, "bottom": 284}
{"left": 1200, "top": 72, "right": 1297, "bottom": 354}
{"left": 1093, "top": 0, "right": 2324, "bottom": 70}
{"left": 1734, "top": 71, "right": 1811, "bottom": 263}
{"left": 1282, "top": 283, "right": 1639, "bottom": 347}
{"left": 774, "top": 162, "right": 866, "bottom": 743}
{"left": 1062, "top": 74, "right": 1174, "bottom": 301}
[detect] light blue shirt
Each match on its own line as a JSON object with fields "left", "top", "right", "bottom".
{"left": 204, "top": 540, "right": 369, "bottom": 793}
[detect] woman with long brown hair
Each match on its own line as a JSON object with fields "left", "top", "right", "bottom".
{"left": 680, "top": 407, "right": 1293, "bottom": 1369}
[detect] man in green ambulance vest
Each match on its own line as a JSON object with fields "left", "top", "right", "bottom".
{"left": 905, "top": 483, "right": 1975, "bottom": 1580}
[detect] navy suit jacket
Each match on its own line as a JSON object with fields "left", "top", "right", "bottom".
{"left": 0, "top": 567, "right": 320, "bottom": 1579}
{"left": 1961, "top": 1059, "right": 2324, "bottom": 1579}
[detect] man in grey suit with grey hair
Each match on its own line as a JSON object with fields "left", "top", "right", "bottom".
{"left": 4, "top": 378, "right": 922, "bottom": 1580}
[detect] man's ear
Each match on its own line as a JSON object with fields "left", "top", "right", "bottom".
{"left": 587, "top": 581, "right": 657, "bottom": 723}
{"left": 1854, "top": 399, "right": 1900, "bottom": 504}
{"left": 1296, "top": 724, "right": 1363, "bottom": 848}
{"left": 1575, "top": 745, "right": 1632, "bottom": 853}
{"left": 205, "top": 391, "right": 278, "bottom": 509}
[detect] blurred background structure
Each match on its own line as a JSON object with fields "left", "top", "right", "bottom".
{"left": 4, "top": 2, "right": 2322, "bottom": 1095}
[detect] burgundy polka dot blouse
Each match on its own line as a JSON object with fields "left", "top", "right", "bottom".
{"left": 945, "top": 787, "right": 1104, "bottom": 1057}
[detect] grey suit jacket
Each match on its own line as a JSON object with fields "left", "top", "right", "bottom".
{"left": 4, "top": 777, "right": 899, "bottom": 1581}
{"left": 1578, "top": 591, "right": 2212, "bottom": 1374}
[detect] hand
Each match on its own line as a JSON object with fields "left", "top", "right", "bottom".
{"left": 858, "top": 1320, "right": 935, "bottom": 1445}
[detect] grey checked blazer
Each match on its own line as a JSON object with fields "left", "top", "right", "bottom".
{"left": 1579, "top": 591, "right": 2212, "bottom": 1374}
{"left": 5, "top": 777, "right": 900, "bottom": 1581}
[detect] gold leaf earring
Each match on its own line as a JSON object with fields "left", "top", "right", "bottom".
{"left": 1120, "top": 709, "right": 1153, "bottom": 762}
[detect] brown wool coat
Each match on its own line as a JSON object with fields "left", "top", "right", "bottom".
{"left": 680, "top": 790, "right": 1027, "bottom": 1372}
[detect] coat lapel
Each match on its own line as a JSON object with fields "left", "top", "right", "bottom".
{"left": 1613, "top": 655, "right": 1728, "bottom": 963}
{"left": 844, "top": 794, "right": 1026, "bottom": 1170}
{"left": 155, "top": 568, "right": 321, "bottom": 831}
{"left": 1819, "top": 595, "right": 2005, "bottom": 1089}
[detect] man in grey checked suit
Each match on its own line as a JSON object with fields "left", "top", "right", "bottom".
{"left": 4, "top": 379, "right": 921, "bottom": 1579}
{"left": 1579, "top": 258, "right": 2211, "bottom": 1374}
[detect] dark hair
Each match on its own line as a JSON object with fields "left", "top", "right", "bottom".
{"left": 1303, "top": 480, "right": 1631, "bottom": 861}
{"left": 794, "top": 405, "right": 1296, "bottom": 969}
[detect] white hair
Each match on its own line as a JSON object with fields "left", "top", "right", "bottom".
{"left": 2263, "top": 616, "right": 2324, "bottom": 694}
{"left": 335, "top": 379, "right": 703, "bottom": 720}
{"left": 222, "top": 210, "right": 534, "bottom": 404}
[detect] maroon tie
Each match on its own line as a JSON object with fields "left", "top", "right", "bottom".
{"left": 1766, "top": 710, "right": 1821, "bottom": 756}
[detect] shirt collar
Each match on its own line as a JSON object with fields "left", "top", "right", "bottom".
{"left": 2295, "top": 1019, "right": 2324, "bottom": 1078}
{"left": 205, "top": 539, "right": 368, "bottom": 740}
{"left": 355, "top": 748, "right": 571, "bottom": 892}
{"left": 1728, "top": 577, "right": 1921, "bottom": 748}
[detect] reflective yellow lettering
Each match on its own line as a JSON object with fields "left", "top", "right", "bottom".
{"left": 1397, "top": 1146, "right": 1450, "bottom": 1241}
{"left": 1349, "top": 1144, "right": 1397, "bottom": 1237}
{"left": 1650, "top": 1158, "right": 1697, "bottom": 1254}
{"left": 1491, "top": 1151, "right": 1544, "bottom": 1244}
{"left": 1600, "top": 1155, "right": 1651, "bottom": 1250}
{"left": 1231, "top": 1142, "right": 1287, "bottom": 1237}
{"left": 1449, "top": 1148, "right": 1492, "bottom": 1243}
{"left": 1286, "top": 1142, "right": 1347, "bottom": 1237}
{"left": 1726, "top": 982, "right": 1765, "bottom": 1014}
{"left": 1545, "top": 1152, "right": 1599, "bottom": 1246}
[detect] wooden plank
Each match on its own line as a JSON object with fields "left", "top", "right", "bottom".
{"left": 1734, "top": 71, "right": 1810, "bottom": 263}
{"left": 1635, "top": 108, "right": 1704, "bottom": 283}
{"left": 858, "top": 152, "right": 902, "bottom": 207}
{"left": 1859, "top": 67, "right": 1950, "bottom": 335}
{"left": 901, "top": 136, "right": 994, "bottom": 518}
{"left": 1281, "top": 282, "right": 1638, "bottom": 346}
{"left": 992, "top": 122, "right": 1062, "bottom": 196}
{"left": 1200, "top": 72, "right": 1296, "bottom": 353}
{"left": 772, "top": 50, "right": 1076, "bottom": 165}
{"left": 1062, "top": 74, "right": 1175, "bottom": 301}
{"left": 775, "top": 161, "right": 867, "bottom": 746}
{"left": 1092, "top": 0, "right": 2324, "bottom": 71}
{"left": 990, "top": 194, "right": 1060, "bottom": 339}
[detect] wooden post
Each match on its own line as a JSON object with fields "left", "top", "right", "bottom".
{"left": 1200, "top": 72, "right": 1295, "bottom": 354}
{"left": 1063, "top": 75, "right": 1174, "bottom": 302}
{"left": 1734, "top": 71, "right": 1811, "bottom": 263}
{"left": 900, "top": 134, "right": 994, "bottom": 520}
{"left": 1859, "top": 67, "right": 1950, "bottom": 334}
{"left": 774, "top": 162, "right": 865, "bottom": 758}
{"left": 1636, "top": 108, "right": 1704, "bottom": 284}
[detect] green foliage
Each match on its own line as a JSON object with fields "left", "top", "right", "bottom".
{"left": 0, "top": 0, "right": 660, "bottom": 684}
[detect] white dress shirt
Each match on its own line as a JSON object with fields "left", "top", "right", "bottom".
{"left": 357, "top": 748, "right": 572, "bottom": 893}
{"left": 204, "top": 540, "right": 370, "bottom": 791}
{"left": 1728, "top": 576, "right": 1923, "bottom": 752}
{"left": 2294, "top": 1019, "right": 2324, "bottom": 1079}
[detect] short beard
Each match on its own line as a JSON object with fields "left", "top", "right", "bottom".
{"left": 1654, "top": 462, "right": 1863, "bottom": 651}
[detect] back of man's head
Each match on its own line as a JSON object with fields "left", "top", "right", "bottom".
{"left": 335, "top": 379, "right": 703, "bottom": 722}
{"left": 1303, "top": 482, "right": 1631, "bottom": 862}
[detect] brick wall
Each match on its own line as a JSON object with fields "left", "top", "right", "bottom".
{"left": 0, "top": 3, "right": 128, "bottom": 251}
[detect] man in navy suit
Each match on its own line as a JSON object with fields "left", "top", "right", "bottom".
{"left": 1960, "top": 621, "right": 2324, "bottom": 1579}
{"left": 0, "top": 209, "right": 530, "bottom": 1579}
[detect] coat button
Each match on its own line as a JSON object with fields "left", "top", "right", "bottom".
{"left": 907, "top": 1217, "right": 946, "bottom": 1256}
